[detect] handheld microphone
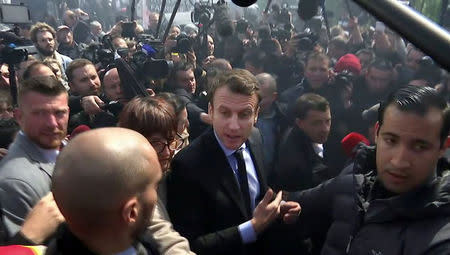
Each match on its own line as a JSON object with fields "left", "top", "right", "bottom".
{"left": 70, "top": 125, "right": 91, "bottom": 140}
{"left": 341, "top": 132, "right": 370, "bottom": 158}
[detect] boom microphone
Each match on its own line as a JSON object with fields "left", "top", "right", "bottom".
{"left": 297, "top": 0, "right": 320, "bottom": 21}
{"left": 341, "top": 132, "right": 370, "bottom": 158}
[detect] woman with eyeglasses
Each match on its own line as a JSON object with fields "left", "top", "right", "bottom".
{"left": 156, "top": 92, "right": 190, "bottom": 153}
{"left": 118, "top": 96, "right": 195, "bottom": 254}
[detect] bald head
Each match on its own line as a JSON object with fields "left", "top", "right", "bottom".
{"left": 52, "top": 127, "right": 161, "bottom": 231}
{"left": 256, "top": 73, "right": 277, "bottom": 93}
{"left": 102, "top": 68, "right": 123, "bottom": 101}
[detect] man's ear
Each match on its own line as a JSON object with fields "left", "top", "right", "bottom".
{"left": 208, "top": 102, "right": 213, "bottom": 116}
{"left": 254, "top": 106, "right": 260, "bottom": 123}
{"left": 441, "top": 136, "right": 450, "bottom": 156}
{"left": 374, "top": 122, "right": 380, "bottom": 144}
{"left": 122, "top": 197, "right": 139, "bottom": 225}
{"left": 295, "top": 118, "right": 303, "bottom": 129}
{"left": 14, "top": 108, "right": 22, "bottom": 127}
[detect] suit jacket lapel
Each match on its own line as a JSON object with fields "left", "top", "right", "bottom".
{"left": 204, "top": 130, "right": 249, "bottom": 219}
{"left": 247, "top": 128, "right": 268, "bottom": 200}
{"left": 15, "top": 132, "right": 55, "bottom": 178}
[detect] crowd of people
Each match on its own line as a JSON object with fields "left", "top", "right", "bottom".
{"left": 0, "top": 1, "right": 449, "bottom": 255}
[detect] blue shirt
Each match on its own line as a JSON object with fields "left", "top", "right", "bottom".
{"left": 214, "top": 131, "right": 259, "bottom": 244}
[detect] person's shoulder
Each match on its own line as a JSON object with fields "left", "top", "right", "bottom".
{"left": 58, "top": 52, "right": 73, "bottom": 63}
{"left": 173, "top": 130, "right": 213, "bottom": 163}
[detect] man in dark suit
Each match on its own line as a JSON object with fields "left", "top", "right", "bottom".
{"left": 167, "top": 69, "right": 300, "bottom": 255}
{"left": 273, "top": 93, "right": 332, "bottom": 192}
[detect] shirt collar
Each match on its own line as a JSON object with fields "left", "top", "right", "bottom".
{"left": 113, "top": 246, "right": 137, "bottom": 255}
{"left": 213, "top": 129, "right": 247, "bottom": 157}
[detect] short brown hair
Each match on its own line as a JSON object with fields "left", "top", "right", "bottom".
{"left": 65, "top": 59, "right": 95, "bottom": 82}
{"left": 209, "top": 69, "right": 260, "bottom": 105}
{"left": 306, "top": 52, "right": 330, "bottom": 67}
{"left": 118, "top": 96, "right": 177, "bottom": 140}
{"left": 18, "top": 76, "right": 67, "bottom": 106}
{"left": 30, "top": 22, "right": 56, "bottom": 43}
{"left": 295, "top": 93, "right": 330, "bottom": 119}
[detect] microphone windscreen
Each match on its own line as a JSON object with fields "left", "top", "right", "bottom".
{"left": 231, "top": 0, "right": 257, "bottom": 7}
{"left": 297, "top": 0, "right": 320, "bottom": 21}
{"left": 70, "top": 125, "right": 91, "bottom": 140}
{"left": 341, "top": 132, "right": 370, "bottom": 157}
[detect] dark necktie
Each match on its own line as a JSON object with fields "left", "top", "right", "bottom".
{"left": 234, "top": 148, "right": 252, "bottom": 216}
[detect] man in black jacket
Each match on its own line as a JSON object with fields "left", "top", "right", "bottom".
{"left": 273, "top": 93, "right": 332, "bottom": 192}
{"left": 167, "top": 62, "right": 210, "bottom": 140}
{"left": 290, "top": 85, "right": 450, "bottom": 255}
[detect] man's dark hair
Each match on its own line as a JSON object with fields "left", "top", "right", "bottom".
{"left": 167, "top": 62, "right": 194, "bottom": 91}
{"left": 244, "top": 50, "right": 265, "bottom": 70}
{"left": 209, "top": 69, "right": 260, "bottom": 105}
{"left": 295, "top": 93, "right": 330, "bottom": 120}
{"left": 0, "top": 118, "right": 20, "bottom": 148}
{"left": 65, "top": 59, "right": 95, "bottom": 83}
{"left": 367, "top": 58, "right": 393, "bottom": 73}
{"left": 329, "top": 36, "right": 349, "bottom": 52}
{"left": 378, "top": 85, "right": 450, "bottom": 147}
{"left": 157, "top": 92, "right": 186, "bottom": 116}
{"left": 19, "top": 76, "right": 67, "bottom": 107}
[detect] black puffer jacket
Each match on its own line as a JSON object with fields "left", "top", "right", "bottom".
{"left": 290, "top": 145, "right": 450, "bottom": 255}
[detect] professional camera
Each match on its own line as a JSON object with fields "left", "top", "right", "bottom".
{"left": 271, "top": 23, "right": 293, "bottom": 41}
{"left": 127, "top": 41, "right": 173, "bottom": 80}
{"left": 81, "top": 44, "right": 115, "bottom": 68}
{"left": 293, "top": 30, "right": 319, "bottom": 52}
{"left": 192, "top": 1, "right": 214, "bottom": 25}
{"left": 174, "top": 34, "right": 195, "bottom": 54}
{"left": 236, "top": 19, "right": 250, "bottom": 35}
{"left": 0, "top": 44, "right": 28, "bottom": 65}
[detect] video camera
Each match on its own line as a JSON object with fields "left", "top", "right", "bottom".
{"left": 292, "top": 30, "right": 319, "bottom": 52}
{"left": 0, "top": 44, "right": 28, "bottom": 65}
{"left": 191, "top": 1, "right": 214, "bottom": 26}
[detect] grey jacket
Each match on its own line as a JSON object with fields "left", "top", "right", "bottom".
{"left": 0, "top": 132, "right": 55, "bottom": 237}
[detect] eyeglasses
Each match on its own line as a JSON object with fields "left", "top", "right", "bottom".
{"left": 150, "top": 139, "right": 182, "bottom": 153}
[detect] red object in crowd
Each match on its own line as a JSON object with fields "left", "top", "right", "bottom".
{"left": 334, "top": 54, "right": 362, "bottom": 75}
{"left": 341, "top": 132, "right": 370, "bottom": 158}
{"left": 69, "top": 125, "right": 91, "bottom": 140}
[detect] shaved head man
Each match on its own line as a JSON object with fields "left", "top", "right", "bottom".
{"left": 51, "top": 128, "right": 161, "bottom": 254}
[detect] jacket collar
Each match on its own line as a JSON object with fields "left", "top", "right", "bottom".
{"left": 12, "top": 132, "right": 56, "bottom": 177}
{"left": 353, "top": 145, "right": 450, "bottom": 223}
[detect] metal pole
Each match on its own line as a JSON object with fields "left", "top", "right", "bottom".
{"left": 155, "top": 0, "right": 167, "bottom": 38}
{"left": 351, "top": 0, "right": 450, "bottom": 70}
{"left": 322, "top": 2, "right": 331, "bottom": 40}
{"left": 162, "top": 0, "right": 181, "bottom": 42}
